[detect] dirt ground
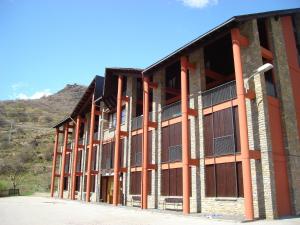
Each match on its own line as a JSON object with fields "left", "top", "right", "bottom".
{"left": 0, "top": 196, "right": 299, "bottom": 225}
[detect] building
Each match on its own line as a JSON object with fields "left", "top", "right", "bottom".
{"left": 50, "top": 8, "right": 300, "bottom": 220}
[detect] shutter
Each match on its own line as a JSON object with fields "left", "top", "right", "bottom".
{"left": 205, "top": 165, "right": 216, "bottom": 197}
{"left": 176, "top": 168, "right": 183, "bottom": 196}
{"left": 216, "top": 163, "right": 236, "bottom": 197}
{"left": 148, "top": 131, "right": 152, "bottom": 164}
{"left": 162, "top": 126, "right": 169, "bottom": 162}
{"left": 204, "top": 114, "right": 214, "bottom": 157}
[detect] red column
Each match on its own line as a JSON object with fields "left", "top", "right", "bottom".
{"left": 59, "top": 123, "right": 69, "bottom": 198}
{"left": 113, "top": 75, "right": 123, "bottom": 205}
{"left": 71, "top": 116, "right": 81, "bottom": 200}
{"left": 231, "top": 28, "right": 254, "bottom": 220}
{"left": 180, "top": 56, "right": 190, "bottom": 214}
{"left": 86, "top": 95, "right": 96, "bottom": 202}
{"left": 50, "top": 128, "right": 59, "bottom": 197}
{"left": 141, "top": 76, "right": 150, "bottom": 209}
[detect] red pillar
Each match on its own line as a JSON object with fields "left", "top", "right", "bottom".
{"left": 71, "top": 116, "right": 81, "bottom": 200}
{"left": 231, "top": 28, "right": 254, "bottom": 220}
{"left": 59, "top": 123, "right": 69, "bottom": 199}
{"left": 141, "top": 76, "right": 150, "bottom": 209}
{"left": 86, "top": 95, "right": 96, "bottom": 202}
{"left": 180, "top": 56, "right": 190, "bottom": 214}
{"left": 50, "top": 128, "right": 59, "bottom": 197}
{"left": 113, "top": 75, "right": 123, "bottom": 205}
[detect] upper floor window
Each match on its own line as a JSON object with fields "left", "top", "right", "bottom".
{"left": 292, "top": 14, "right": 300, "bottom": 66}
{"left": 109, "top": 112, "right": 116, "bottom": 128}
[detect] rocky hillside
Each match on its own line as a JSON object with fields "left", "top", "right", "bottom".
{"left": 0, "top": 84, "right": 86, "bottom": 195}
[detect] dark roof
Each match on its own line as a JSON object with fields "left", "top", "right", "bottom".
{"left": 52, "top": 75, "right": 104, "bottom": 128}
{"left": 70, "top": 75, "right": 104, "bottom": 118}
{"left": 52, "top": 116, "right": 72, "bottom": 128}
{"left": 143, "top": 7, "right": 300, "bottom": 74}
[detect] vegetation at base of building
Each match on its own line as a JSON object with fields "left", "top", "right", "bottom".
{"left": 0, "top": 84, "right": 86, "bottom": 196}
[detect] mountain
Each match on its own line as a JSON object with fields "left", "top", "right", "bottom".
{"left": 0, "top": 84, "right": 86, "bottom": 195}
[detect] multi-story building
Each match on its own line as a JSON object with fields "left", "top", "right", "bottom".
{"left": 50, "top": 8, "right": 300, "bottom": 220}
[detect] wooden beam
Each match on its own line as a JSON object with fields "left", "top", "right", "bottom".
{"left": 261, "top": 47, "right": 274, "bottom": 60}
{"left": 205, "top": 69, "right": 226, "bottom": 80}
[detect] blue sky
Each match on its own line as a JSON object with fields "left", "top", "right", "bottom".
{"left": 0, "top": 0, "right": 299, "bottom": 100}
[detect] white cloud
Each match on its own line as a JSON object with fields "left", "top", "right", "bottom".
{"left": 180, "top": 0, "right": 218, "bottom": 8}
{"left": 16, "top": 89, "right": 52, "bottom": 100}
{"left": 11, "top": 82, "right": 28, "bottom": 91}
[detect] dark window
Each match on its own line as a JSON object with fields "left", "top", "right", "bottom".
{"left": 91, "top": 175, "right": 96, "bottom": 192}
{"left": 131, "top": 134, "right": 142, "bottom": 167}
{"left": 101, "top": 142, "right": 115, "bottom": 169}
{"left": 292, "top": 14, "right": 300, "bottom": 65}
{"left": 165, "top": 61, "right": 182, "bottom": 104}
{"left": 204, "top": 107, "right": 240, "bottom": 157}
{"left": 63, "top": 177, "right": 68, "bottom": 191}
{"left": 65, "top": 153, "right": 71, "bottom": 173}
{"left": 75, "top": 176, "right": 81, "bottom": 191}
{"left": 76, "top": 150, "right": 82, "bottom": 172}
{"left": 130, "top": 171, "right": 151, "bottom": 195}
{"left": 257, "top": 18, "right": 270, "bottom": 49}
{"left": 91, "top": 147, "right": 97, "bottom": 171}
{"left": 205, "top": 162, "right": 244, "bottom": 197}
{"left": 161, "top": 168, "right": 186, "bottom": 196}
{"left": 263, "top": 59, "right": 277, "bottom": 97}
{"left": 162, "top": 123, "right": 182, "bottom": 162}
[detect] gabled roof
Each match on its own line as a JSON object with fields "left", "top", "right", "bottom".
{"left": 52, "top": 75, "right": 104, "bottom": 128}
{"left": 143, "top": 7, "right": 300, "bottom": 75}
{"left": 70, "top": 75, "right": 104, "bottom": 118}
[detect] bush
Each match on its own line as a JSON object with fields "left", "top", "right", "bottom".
{"left": 0, "top": 180, "right": 8, "bottom": 191}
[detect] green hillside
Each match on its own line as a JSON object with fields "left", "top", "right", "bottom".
{"left": 0, "top": 84, "right": 86, "bottom": 195}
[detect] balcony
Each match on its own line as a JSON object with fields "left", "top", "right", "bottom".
{"left": 131, "top": 113, "right": 154, "bottom": 131}
{"left": 161, "top": 101, "right": 181, "bottom": 121}
{"left": 131, "top": 115, "right": 143, "bottom": 131}
{"left": 202, "top": 81, "right": 236, "bottom": 108}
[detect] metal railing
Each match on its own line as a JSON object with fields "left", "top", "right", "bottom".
{"left": 131, "top": 115, "right": 143, "bottom": 131}
{"left": 161, "top": 101, "right": 181, "bottom": 121}
{"left": 202, "top": 81, "right": 237, "bottom": 108}
{"left": 131, "top": 112, "right": 154, "bottom": 131}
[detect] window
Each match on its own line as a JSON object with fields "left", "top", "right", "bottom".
{"left": 204, "top": 107, "right": 240, "bottom": 157}
{"left": 91, "top": 147, "right": 97, "bottom": 171}
{"left": 292, "top": 15, "right": 300, "bottom": 66}
{"left": 205, "top": 162, "right": 244, "bottom": 197}
{"left": 76, "top": 150, "right": 82, "bottom": 172}
{"left": 161, "top": 168, "right": 187, "bottom": 196}
{"left": 101, "top": 142, "right": 115, "bottom": 169}
{"left": 65, "top": 153, "right": 71, "bottom": 173}
{"left": 165, "top": 61, "right": 182, "bottom": 104}
{"left": 121, "top": 107, "right": 126, "bottom": 124}
{"left": 162, "top": 123, "right": 182, "bottom": 162}
{"left": 130, "top": 171, "right": 151, "bottom": 195}
{"left": 109, "top": 112, "right": 116, "bottom": 128}
{"left": 131, "top": 132, "right": 152, "bottom": 167}
{"left": 75, "top": 176, "right": 81, "bottom": 191}
{"left": 63, "top": 177, "right": 68, "bottom": 191}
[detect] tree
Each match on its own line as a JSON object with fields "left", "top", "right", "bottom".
{"left": 0, "top": 158, "right": 26, "bottom": 189}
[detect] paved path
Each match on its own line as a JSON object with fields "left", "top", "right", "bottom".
{"left": 0, "top": 196, "right": 299, "bottom": 225}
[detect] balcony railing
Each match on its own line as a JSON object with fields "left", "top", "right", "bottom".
{"left": 202, "top": 81, "right": 237, "bottom": 108}
{"left": 131, "top": 115, "right": 143, "bottom": 131}
{"left": 161, "top": 101, "right": 181, "bottom": 121}
{"left": 131, "top": 113, "right": 154, "bottom": 131}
